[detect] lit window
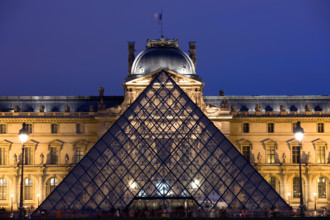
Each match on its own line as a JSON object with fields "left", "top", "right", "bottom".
{"left": 318, "top": 123, "right": 324, "bottom": 133}
{"left": 242, "top": 146, "right": 251, "bottom": 162}
{"left": 47, "top": 177, "right": 59, "bottom": 196}
{"left": 51, "top": 124, "right": 58, "bottom": 134}
{"left": 0, "top": 147, "right": 6, "bottom": 165}
{"left": 76, "top": 147, "right": 84, "bottom": 163}
{"left": 50, "top": 147, "right": 58, "bottom": 164}
{"left": 317, "top": 146, "right": 326, "bottom": 164}
{"left": 267, "top": 146, "right": 276, "bottom": 164}
{"left": 24, "top": 147, "right": 33, "bottom": 165}
{"left": 24, "top": 178, "right": 33, "bottom": 200}
{"left": 0, "top": 124, "right": 6, "bottom": 134}
{"left": 268, "top": 123, "right": 274, "bottom": 133}
{"left": 292, "top": 146, "right": 299, "bottom": 164}
{"left": 268, "top": 176, "right": 276, "bottom": 189}
{"left": 76, "top": 124, "right": 83, "bottom": 134}
{"left": 293, "top": 177, "right": 300, "bottom": 198}
{"left": 0, "top": 178, "right": 7, "bottom": 200}
{"left": 243, "top": 123, "right": 249, "bottom": 133}
{"left": 318, "top": 177, "right": 326, "bottom": 198}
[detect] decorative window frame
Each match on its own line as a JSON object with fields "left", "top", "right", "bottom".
{"left": 317, "top": 122, "right": 325, "bottom": 133}
{"left": 236, "top": 139, "right": 253, "bottom": 152}
{"left": 0, "top": 124, "right": 7, "bottom": 134}
{"left": 242, "top": 122, "right": 250, "bottom": 133}
{"left": 312, "top": 139, "right": 327, "bottom": 164}
{"left": 48, "top": 140, "right": 64, "bottom": 165}
{"left": 51, "top": 123, "right": 59, "bottom": 134}
{"left": 267, "top": 122, "right": 275, "bottom": 133}
{"left": 262, "top": 139, "right": 277, "bottom": 164}
{"left": 0, "top": 140, "right": 13, "bottom": 165}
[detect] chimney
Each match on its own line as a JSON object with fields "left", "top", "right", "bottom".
{"left": 128, "top": 41, "right": 135, "bottom": 73}
{"left": 189, "top": 41, "right": 196, "bottom": 69}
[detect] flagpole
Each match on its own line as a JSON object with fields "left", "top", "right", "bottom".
{"left": 160, "top": 10, "right": 163, "bottom": 37}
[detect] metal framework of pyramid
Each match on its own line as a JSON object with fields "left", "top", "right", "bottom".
{"left": 33, "top": 71, "right": 288, "bottom": 216}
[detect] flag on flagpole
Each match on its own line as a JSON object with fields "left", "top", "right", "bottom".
{"left": 152, "top": 12, "right": 162, "bottom": 25}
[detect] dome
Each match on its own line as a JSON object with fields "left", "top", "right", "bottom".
{"left": 130, "top": 38, "right": 196, "bottom": 77}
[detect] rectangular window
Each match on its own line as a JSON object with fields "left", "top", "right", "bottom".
{"left": 0, "top": 124, "right": 6, "bottom": 134}
{"left": 292, "top": 146, "right": 300, "bottom": 164}
{"left": 76, "top": 124, "right": 83, "bottom": 134}
{"left": 51, "top": 124, "right": 58, "bottom": 134}
{"left": 76, "top": 147, "right": 84, "bottom": 163}
{"left": 318, "top": 123, "right": 324, "bottom": 133}
{"left": 242, "top": 146, "right": 251, "bottom": 162}
{"left": 318, "top": 177, "right": 326, "bottom": 198}
{"left": 268, "top": 177, "right": 276, "bottom": 189}
{"left": 317, "top": 146, "right": 326, "bottom": 164}
{"left": 0, "top": 148, "right": 6, "bottom": 165}
{"left": 26, "top": 124, "right": 33, "bottom": 134}
{"left": 24, "top": 147, "right": 33, "bottom": 165}
{"left": 50, "top": 147, "right": 58, "bottom": 164}
{"left": 267, "top": 146, "right": 275, "bottom": 164}
{"left": 0, "top": 178, "right": 6, "bottom": 200}
{"left": 268, "top": 123, "right": 274, "bottom": 133}
{"left": 292, "top": 123, "right": 297, "bottom": 132}
{"left": 243, "top": 123, "right": 249, "bottom": 133}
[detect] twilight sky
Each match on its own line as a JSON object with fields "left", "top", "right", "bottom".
{"left": 0, "top": 0, "right": 329, "bottom": 96}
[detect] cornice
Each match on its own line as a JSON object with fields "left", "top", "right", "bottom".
{"left": 231, "top": 117, "right": 330, "bottom": 123}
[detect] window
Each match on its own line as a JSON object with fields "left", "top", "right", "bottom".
{"left": 268, "top": 177, "right": 276, "bottom": 189}
{"left": 24, "top": 147, "right": 33, "bottom": 165}
{"left": 75, "top": 147, "right": 84, "bottom": 163}
{"left": 0, "top": 124, "right": 6, "bottom": 134}
{"left": 50, "top": 147, "right": 59, "bottom": 164}
{"left": 47, "top": 177, "right": 59, "bottom": 196}
{"left": 293, "top": 177, "right": 300, "bottom": 198}
{"left": 24, "top": 178, "right": 33, "bottom": 200}
{"left": 26, "top": 124, "right": 33, "bottom": 134}
{"left": 268, "top": 123, "right": 274, "bottom": 133}
{"left": 51, "top": 124, "right": 58, "bottom": 134}
{"left": 0, "top": 147, "right": 6, "bottom": 165}
{"left": 292, "top": 123, "right": 297, "bottom": 132}
{"left": 242, "top": 146, "right": 251, "bottom": 162}
{"left": 318, "top": 177, "right": 326, "bottom": 198}
{"left": 0, "top": 178, "right": 6, "bottom": 200}
{"left": 318, "top": 123, "right": 324, "bottom": 133}
{"left": 267, "top": 146, "right": 276, "bottom": 164}
{"left": 292, "top": 146, "right": 300, "bottom": 164}
{"left": 317, "top": 146, "right": 326, "bottom": 164}
{"left": 243, "top": 123, "right": 249, "bottom": 133}
{"left": 76, "top": 124, "right": 83, "bottom": 134}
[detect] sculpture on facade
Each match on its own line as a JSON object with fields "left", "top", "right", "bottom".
{"left": 40, "top": 153, "right": 44, "bottom": 165}
{"left": 282, "top": 152, "right": 286, "bottom": 164}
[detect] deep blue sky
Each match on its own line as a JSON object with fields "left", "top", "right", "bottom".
{"left": 1, "top": 0, "right": 329, "bottom": 96}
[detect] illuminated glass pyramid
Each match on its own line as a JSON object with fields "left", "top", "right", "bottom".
{"left": 33, "top": 71, "right": 288, "bottom": 216}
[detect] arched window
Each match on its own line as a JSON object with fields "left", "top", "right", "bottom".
{"left": 24, "top": 178, "right": 33, "bottom": 200}
{"left": 293, "top": 177, "right": 300, "bottom": 198}
{"left": 0, "top": 178, "right": 7, "bottom": 200}
{"left": 47, "top": 177, "right": 59, "bottom": 196}
{"left": 318, "top": 177, "right": 326, "bottom": 198}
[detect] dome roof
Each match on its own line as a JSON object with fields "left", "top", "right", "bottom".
{"left": 130, "top": 38, "right": 196, "bottom": 77}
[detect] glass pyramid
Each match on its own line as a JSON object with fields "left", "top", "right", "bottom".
{"left": 33, "top": 71, "right": 288, "bottom": 217}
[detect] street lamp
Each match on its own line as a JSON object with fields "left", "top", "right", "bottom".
{"left": 314, "top": 192, "right": 317, "bottom": 211}
{"left": 18, "top": 123, "right": 29, "bottom": 219}
{"left": 10, "top": 194, "right": 14, "bottom": 212}
{"left": 37, "top": 193, "right": 40, "bottom": 207}
{"left": 294, "top": 121, "right": 304, "bottom": 217}
{"left": 287, "top": 192, "right": 291, "bottom": 205}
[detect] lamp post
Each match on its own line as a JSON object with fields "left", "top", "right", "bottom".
{"left": 294, "top": 121, "right": 304, "bottom": 217}
{"left": 37, "top": 193, "right": 40, "bottom": 207}
{"left": 18, "top": 123, "right": 29, "bottom": 219}
{"left": 314, "top": 192, "right": 317, "bottom": 211}
{"left": 287, "top": 192, "right": 291, "bottom": 206}
{"left": 10, "top": 194, "right": 14, "bottom": 212}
